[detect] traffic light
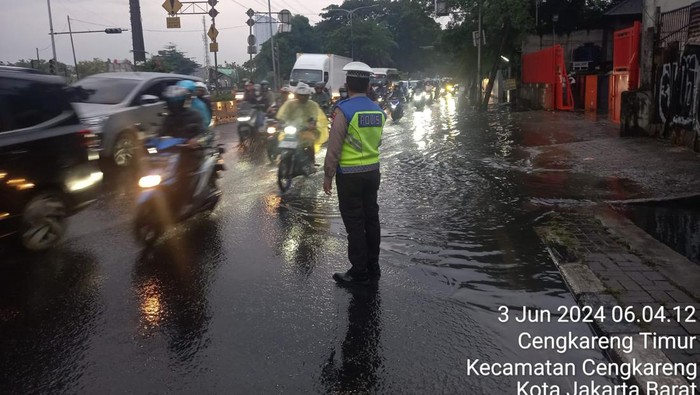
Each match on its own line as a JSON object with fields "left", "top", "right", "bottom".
{"left": 104, "top": 28, "right": 123, "bottom": 34}
{"left": 49, "top": 59, "right": 56, "bottom": 74}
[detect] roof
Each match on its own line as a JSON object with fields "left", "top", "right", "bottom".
{"left": 83, "top": 72, "right": 202, "bottom": 81}
{"left": 604, "top": 0, "right": 643, "bottom": 16}
{"left": 0, "top": 66, "right": 66, "bottom": 84}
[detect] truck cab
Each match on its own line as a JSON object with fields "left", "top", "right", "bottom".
{"left": 289, "top": 54, "right": 352, "bottom": 98}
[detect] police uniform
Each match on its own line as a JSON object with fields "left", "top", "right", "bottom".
{"left": 324, "top": 62, "right": 386, "bottom": 285}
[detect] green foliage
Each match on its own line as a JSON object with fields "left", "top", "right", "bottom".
{"left": 76, "top": 58, "right": 108, "bottom": 78}
{"left": 141, "top": 44, "right": 200, "bottom": 75}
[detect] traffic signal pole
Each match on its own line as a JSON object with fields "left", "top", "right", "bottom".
{"left": 46, "top": 0, "right": 57, "bottom": 71}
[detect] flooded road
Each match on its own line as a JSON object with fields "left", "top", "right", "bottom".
{"left": 0, "top": 98, "right": 618, "bottom": 393}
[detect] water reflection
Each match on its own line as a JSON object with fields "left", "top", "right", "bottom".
{"left": 0, "top": 245, "right": 100, "bottom": 394}
{"left": 321, "top": 285, "right": 384, "bottom": 393}
{"left": 274, "top": 192, "right": 332, "bottom": 278}
{"left": 132, "top": 216, "right": 223, "bottom": 365}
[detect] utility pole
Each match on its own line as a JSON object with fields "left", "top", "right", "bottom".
{"left": 36, "top": 48, "right": 40, "bottom": 64}
{"left": 203, "top": 16, "right": 211, "bottom": 71}
{"left": 640, "top": 0, "right": 658, "bottom": 89}
{"left": 267, "top": 0, "right": 278, "bottom": 90}
{"left": 68, "top": 16, "right": 79, "bottom": 80}
{"left": 477, "top": 0, "right": 482, "bottom": 107}
{"left": 46, "top": 0, "right": 57, "bottom": 66}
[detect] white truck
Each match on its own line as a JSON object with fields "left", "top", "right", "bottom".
{"left": 289, "top": 53, "right": 352, "bottom": 97}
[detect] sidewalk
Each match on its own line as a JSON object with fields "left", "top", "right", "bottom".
{"left": 525, "top": 111, "right": 700, "bottom": 392}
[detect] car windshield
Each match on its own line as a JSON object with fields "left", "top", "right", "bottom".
{"left": 290, "top": 69, "right": 323, "bottom": 85}
{"left": 72, "top": 77, "right": 140, "bottom": 105}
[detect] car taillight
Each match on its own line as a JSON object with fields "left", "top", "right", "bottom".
{"left": 77, "top": 129, "right": 100, "bottom": 149}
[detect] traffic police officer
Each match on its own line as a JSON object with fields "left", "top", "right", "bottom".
{"left": 323, "top": 62, "right": 386, "bottom": 285}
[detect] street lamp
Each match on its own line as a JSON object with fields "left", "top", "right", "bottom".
{"left": 327, "top": 4, "right": 380, "bottom": 60}
{"left": 552, "top": 14, "right": 558, "bottom": 44}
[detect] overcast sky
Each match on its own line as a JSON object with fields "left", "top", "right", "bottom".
{"left": 1, "top": 0, "right": 333, "bottom": 67}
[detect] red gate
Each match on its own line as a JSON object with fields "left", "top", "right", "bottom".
{"left": 610, "top": 21, "right": 641, "bottom": 123}
{"left": 522, "top": 45, "right": 573, "bottom": 111}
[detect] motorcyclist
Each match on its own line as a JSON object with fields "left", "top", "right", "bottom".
{"left": 159, "top": 85, "right": 207, "bottom": 209}
{"left": 311, "top": 82, "right": 331, "bottom": 114}
{"left": 338, "top": 86, "right": 349, "bottom": 100}
{"left": 242, "top": 80, "right": 256, "bottom": 103}
{"left": 177, "top": 80, "right": 211, "bottom": 130}
{"left": 397, "top": 81, "right": 408, "bottom": 101}
{"left": 276, "top": 82, "right": 329, "bottom": 165}
{"left": 260, "top": 80, "right": 275, "bottom": 111}
{"left": 280, "top": 86, "right": 292, "bottom": 103}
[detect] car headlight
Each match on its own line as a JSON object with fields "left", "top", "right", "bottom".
{"left": 237, "top": 116, "right": 251, "bottom": 122}
{"left": 67, "top": 171, "right": 103, "bottom": 192}
{"left": 138, "top": 175, "right": 161, "bottom": 188}
{"left": 283, "top": 126, "right": 297, "bottom": 135}
{"left": 267, "top": 126, "right": 277, "bottom": 134}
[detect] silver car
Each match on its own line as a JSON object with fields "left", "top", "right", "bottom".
{"left": 72, "top": 72, "right": 202, "bottom": 167}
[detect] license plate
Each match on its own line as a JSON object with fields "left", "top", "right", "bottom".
{"left": 278, "top": 140, "right": 297, "bottom": 149}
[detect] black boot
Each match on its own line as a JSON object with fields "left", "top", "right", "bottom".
{"left": 332, "top": 269, "right": 369, "bottom": 286}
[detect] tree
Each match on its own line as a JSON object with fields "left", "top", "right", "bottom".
{"left": 253, "top": 15, "right": 321, "bottom": 82}
{"left": 76, "top": 58, "right": 107, "bottom": 78}
{"left": 141, "top": 44, "right": 200, "bottom": 75}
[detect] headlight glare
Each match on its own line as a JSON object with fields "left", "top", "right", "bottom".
{"left": 138, "top": 175, "right": 161, "bottom": 188}
{"left": 283, "top": 126, "right": 297, "bottom": 135}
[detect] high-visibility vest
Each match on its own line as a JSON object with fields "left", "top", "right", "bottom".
{"left": 336, "top": 96, "right": 385, "bottom": 173}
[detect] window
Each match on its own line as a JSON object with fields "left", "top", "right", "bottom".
{"left": 290, "top": 69, "right": 323, "bottom": 85}
{"left": 72, "top": 76, "right": 140, "bottom": 105}
{"left": 0, "top": 77, "right": 70, "bottom": 132}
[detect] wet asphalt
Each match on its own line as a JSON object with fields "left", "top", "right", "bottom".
{"left": 0, "top": 99, "right": 626, "bottom": 393}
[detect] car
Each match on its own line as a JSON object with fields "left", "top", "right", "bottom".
{"left": 0, "top": 66, "right": 102, "bottom": 251}
{"left": 71, "top": 72, "right": 203, "bottom": 168}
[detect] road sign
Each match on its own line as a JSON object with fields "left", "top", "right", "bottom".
{"left": 208, "top": 25, "right": 219, "bottom": 41}
{"left": 278, "top": 9, "right": 292, "bottom": 24}
{"left": 104, "top": 28, "right": 123, "bottom": 34}
{"left": 246, "top": 18, "right": 255, "bottom": 27}
{"left": 247, "top": 45, "right": 257, "bottom": 55}
{"left": 246, "top": 8, "right": 255, "bottom": 17}
{"left": 210, "top": 42, "right": 218, "bottom": 52}
{"left": 208, "top": 0, "right": 218, "bottom": 6}
{"left": 208, "top": 8, "right": 219, "bottom": 19}
{"left": 162, "top": 0, "right": 182, "bottom": 14}
{"left": 166, "top": 17, "right": 181, "bottom": 28}
{"left": 247, "top": 34, "right": 256, "bottom": 46}
{"left": 472, "top": 30, "right": 486, "bottom": 47}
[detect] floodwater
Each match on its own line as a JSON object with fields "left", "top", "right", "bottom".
{"left": 0, "top": 97, "right": 619, "bottom": 393}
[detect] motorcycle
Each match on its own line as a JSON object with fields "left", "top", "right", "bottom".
{"left": 413, "top": 90, "right": 429, "bottom": 110}
{"left": 265, "top": 119, "right": 280, "bottom": 162}
{"left": 386, "top": 95, "right": 404, "bottom": 121}
{"left": 276, "top": 118, "right": 318, "bottom": 193}
{"left": 236, "top": 102, "right": 263, "bottom": 149}
{"left": 133, "top": 135, "right": 226, "bottom": 246}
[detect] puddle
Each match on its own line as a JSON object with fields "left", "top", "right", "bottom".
{"left": 615, "top": 196, "right": 700, "bottom": 264}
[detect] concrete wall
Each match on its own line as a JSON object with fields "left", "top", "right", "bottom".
{"left": 522, "top": 30, "right": 610, "bottom": 66}
{"left": 518, "top": 83, "right": 554, "bottom": 110}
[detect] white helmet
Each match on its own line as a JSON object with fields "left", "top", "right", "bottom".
{"left": 343, "top": 61, "right": 373, "bottom": 78}
{"left": 294, "top": 82, "right": 313, "bottom": 95}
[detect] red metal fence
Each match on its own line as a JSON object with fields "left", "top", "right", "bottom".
{"left": 521, "top": 45, "right": 573, "bottom": 110}
{"left": 613, "top": 21, "right": 641, "bottom": 90}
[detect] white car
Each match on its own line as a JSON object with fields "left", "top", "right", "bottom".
{"left": 72, "top": 72, "right": 202, "bottom": 167}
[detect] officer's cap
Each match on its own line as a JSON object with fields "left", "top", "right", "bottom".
{"left": 343, "top": 62, "right": 373, "bottom": 79}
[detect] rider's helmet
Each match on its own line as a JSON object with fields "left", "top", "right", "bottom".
{"left": 194, "top": 81, "right": 209, "bottom": 97}
{"left": 163, "top": 84, "right": 191, "bottom": 113}
{"left": 176, "top": 79, "right": 197, "bottom": 93}
{"left": 294, "top": 82, "right": 313, "bottom": 96}
{"left": 260, "top": 80, "right": 270, "bottom": 91}
{"left": 314, "top": 81, "right": 326, "bottom": 91}
{"left": 253, "top": 83, "right": 262, "bottom": 96}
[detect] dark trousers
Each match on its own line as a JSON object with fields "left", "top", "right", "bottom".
{"left": 336, "top": 170, "right": 380, "bottom": 273}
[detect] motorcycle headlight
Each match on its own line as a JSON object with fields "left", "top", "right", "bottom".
{"left": 138, "top": 175, "right": 161, "bottom": 188}
{"left": 288, "top": 93, "right": 295, "bottom": 100}
{"left": 283, "top": 126, "right": 297, "bottom": 135}
{"left": 267, "top": 126, "right": 277, "bottom": 134}
{"left": 237, "top": 116, "right": 251, "bottom": 122}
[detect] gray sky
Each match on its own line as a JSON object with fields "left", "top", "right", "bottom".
{"left": 1, "top": 0, "right": 332, "bottom": 67}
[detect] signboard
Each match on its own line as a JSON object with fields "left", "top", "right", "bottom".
{"left": 278, "top": 9, "right": 292, "bottom": 24}
{"left": 247, "top": 34, "right": 256, "bottom": 46}
{"left": 210, "top": 42, "right": 219, "bottom": 52}
{"left": 208, "top": 0, "right": 218, "bottom": 6}
{"left": 162, "top": 0, "right": 182, "bottom": 14}
{"left": 166, "top": 17, "right": 181, "bottom": 28}
{"left": 504, "top": 79, "right": 516, "bottom": 91}
{"left": 247, "top": 45, "right": 257, "bottom": 54}
{"left": 208, "top": 25, "right": 219, "bottom": 41}
{"left": 246, "top": 8, "right": 255, "bottom": 17}
{"left": 472, "top": 30, "right": 486, "bottom": 47}
{"left": 208, "top": 8, "right": 219, "bottom": 18}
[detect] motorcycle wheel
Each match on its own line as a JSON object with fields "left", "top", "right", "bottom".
{"left": 267, "top": 142, "right": 278, "bottom": 163}
{"left": 134, "top": 202, "right": 163, "bottom": 246}
{"left": 238, "top": 126, "right": 252, "bottom": 150}
{"left": 277, "top": 155, "right": 293, "bottom": 193}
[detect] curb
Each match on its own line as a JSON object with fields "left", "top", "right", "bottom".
{"left": 543, "top": 245, "right": 694, "bottom": 394}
